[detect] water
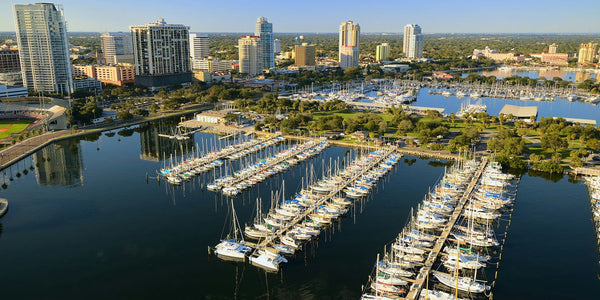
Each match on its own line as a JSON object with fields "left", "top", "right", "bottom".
{"left": 413, "top": 88, "right": 600, "bottom": 124}
{"left": 0, "top": 120, "right": 598, "bottom": 298}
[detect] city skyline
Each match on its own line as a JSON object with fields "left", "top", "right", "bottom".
{"left": 2, "top": 0, "right": 600, "bottom": 34}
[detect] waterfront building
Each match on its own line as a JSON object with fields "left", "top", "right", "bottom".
{"left": 375, "top": 43, "right": 390, "bottom": 62}
{"left": 339, "top": 20, "right": 360, "bottom": 69}
{"left": 472, "top": 46, "right": 524, "bottom": 62}
{"left": 541, "top": 53, "right": 568, "bottom": 66}
{"left": 130, "top": 19, "right": 192, "bottom": 89}
{"left": 13, "top": 3, "right": 73, "bottom": 94}
{"left": 549, "top": 43, "right": 558, "bottom": 54}
{"left": 295, "top": 43, "right": 316, "bottom": 66}
{"left": 403, "top": 24, "right": 423, "bottom": 59}
{"left": 274, "top": 39, "right": 281, "bottom": 54}
{"left": 578, "top": 42, "right": 598, "bottom": 65}
{"left": 238, "top": 35, "right": 262, "bottom": 76}
{"left": 189, "top": 33, "right": 210, "bottom": 60}
{"left": 101, "top": 32, "right": 134, "bottom": 65}
{"left": 255, "top": 17, "right": 274, "bottom": 69}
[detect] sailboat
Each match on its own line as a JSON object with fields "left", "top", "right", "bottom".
{"left": 214, "top": 199, "right": 253, "bottom": 261}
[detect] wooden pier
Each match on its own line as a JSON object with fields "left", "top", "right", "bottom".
{"left": 570, "top": 167, "right": 600, "bottom": 177}
{"left": 404, "top": 157, "right": 488, "bottom": 300}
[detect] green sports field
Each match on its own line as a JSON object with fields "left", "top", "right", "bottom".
{"left": 0, "top": 119, "right": 32, "bottom": 139}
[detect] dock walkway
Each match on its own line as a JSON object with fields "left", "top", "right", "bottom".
{"left": 255, "top": 146, "right": 398, "bottom": 250}
{"left": 404, "top": 157, "right": 488, "bottom": 300}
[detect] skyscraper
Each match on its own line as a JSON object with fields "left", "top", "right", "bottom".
{"left": 578, "top": 42, "right": 598, "bottom": 65}
{"left": 238, "top": 35, "right": 262, "bottom": 76}
{"left": 255, "top": 17, "right": 274, "bottom": 69}
{"left": 403, "top": 24, "right": 423, "bottom": 59}
{"left": 376, "top": 43, "right": 390, "bottom": 62}
{"left": 295, "top": 43, "right": 316, "bottom": 66}
{"left": 189, "top": 33, "right": 210, "bottom": 60}
{"left": 13, "top": 3, "right": 73, "bottom": 94}
{"left": 130, "top": 19, "right": 192, "bottom": 89}
{"left": 549, "top": 43, "right": 558, "bottom": 54}
{"left": 339, "top": 21, "right": 360, "bottom": 69}
{"left": 101, "top": 32, "right": 134, "bottom": 65}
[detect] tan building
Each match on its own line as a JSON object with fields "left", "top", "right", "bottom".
{"left": 294, "top": 43, "right": 316, "bottom": 66}
{"left": 72, "top": 65, "right": 134, "bottom": 86}
{"left": 191, "top": 56, "right": 233, "bottom": 72}
{"left": 375, "top": 43, "right": 390, "bottom": 62}
{"left": 541, "top": 53, "right": 568, "bottom": 66}
{"left": 578, "top": 42, "right": 598, "bottom": 65}
{"left": 473, "top": 46, "right": 524, "bottom": 62}
{"left": 549, "top": 43, "right": 558, "bottom": 54}
{"left": 238, "top": 35, "right": 262, "bottom": 76}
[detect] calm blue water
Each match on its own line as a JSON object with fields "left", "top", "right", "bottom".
{"left": 0, "top": 120, "right": 598, "bottom": 298}
{"left": 412, "top": 88, "right": 600, "bottom": 124}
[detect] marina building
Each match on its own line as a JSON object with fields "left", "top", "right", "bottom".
{"left": 101, "top": 32, "right": 134, "bottom": 65}
{"left": 189, "top": 34, "right": 210, "bottom": 60}
{"left": 541, "top": 53, "right": 568, "bottom": 66}
{"left": 255, "top": 17, "right": 274, "bottom": 69}
{"left": 13, "top": 3, "right": 73, "bottom": 94}
{"left": 238, "top": 35, "right": 262, "bottom": 76}
{"left": 403, "top": 24, "right": 423, "bottom": 59}
{"left": 339, "top": 20, "right": 360, "bottom": 69}
{"left": 294, "top": 43, "right": 316, "bottom": 66}
{"left": 375, "top": 43, "right": 390, "bottom": 62}
{"left": 499, "top": 104, "right": 538, "bottom": 122}
{"left": 130, "top": 19, "right": 192, "bottom": 89}
{"left": 578, "top": 42, "right": 598, "bottom": 65}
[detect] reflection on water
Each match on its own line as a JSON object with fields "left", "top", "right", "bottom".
{"left": 139, "top": 121, "right": 195, "bottom": 162}
{"left": 32, "top": 140, "right": 84, "bottom": 187}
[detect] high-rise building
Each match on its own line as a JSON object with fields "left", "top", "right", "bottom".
{"left": 549, "top": 43, "right": 558, "bottom": 54}
{"left": 274, "top": 39, "right": 281, "bottom": 54}
{"left": 101, "top": 32, "right": 134, "bottom": 65}
{"left": 339, "top": 20, "right": 360, "bottom": 69}
{"left": 189, "top": 33, "right": 210, "bottom": 60}
{"left": 255, "top": 17, "right": 274, "bottom": 69}
{"left": 238, "top": 35, "right": 262, "bottom": 76}
{"left": 13, "top": 3, "right": 73, "bottom": 94}
{"left": 295, "top": 43, "right": 316, "bottom": 66}
{"left": 403, "top": 24, "right": 423, "bottom": 59}
{"left": 578, "top": 42, "right": 598, "bottom": 65}
{"left": 376, "top": 43, "right": 390, "bottom": 62}
{"left": 130, "top": 19, "right": 192, "bottom": 89}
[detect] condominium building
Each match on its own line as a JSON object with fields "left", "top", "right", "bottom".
{"left": 101, "top": 32, "right": 134, "bottom": 65}
{"left": 339, "top": 20, "right": 360, "bottom": 69}
{"left": 189, "top": 33, "right": 210, "bottom": 60}
{"left": 0, "top": 49, "right": 20, "bottom": 73}
{"left": 238, "top": 35, "right": 262, "bottom": 76}
{"left": 578, "top": 42, "right": 598, "bottom": 65}
{"left": 13, "top": 3, "right": 73, "bottom": 93}
{"left": 376, "top": 43, "right": 390, "bottom": 62}
{"left": 541, "top": 53, "right": 568, "bottom": 66}
{"left": 549, "top": 43, "right": 558, "bottom": 54}
{"left": 295, "top": 43, "right": 316, "bottom": 66}
{"left": 255, "top": 17, "right": 274, "bottom": 69}
{"left": 403, "top": 24, "right": 423, "bottom": 59}
{"left": 130, "top": 18, "right": 192, "bottom": 89}
{"left": 274, "top": 39, "right": 281, "bottom": 54}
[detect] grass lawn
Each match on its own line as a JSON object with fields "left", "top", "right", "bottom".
{"left": 0, "top": 119, "right": 32, "bottom": 139}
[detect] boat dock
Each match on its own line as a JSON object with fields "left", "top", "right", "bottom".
{"left": 404, "top": 157, "right": 488, "bottom": 300}
{"left": 253, "top": 146, "right": 399, "bottom": 255}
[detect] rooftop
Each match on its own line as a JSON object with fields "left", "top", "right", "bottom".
{"left": 499, "top": 104, "right": 538, "bottom": 118}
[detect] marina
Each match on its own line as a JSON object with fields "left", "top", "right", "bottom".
{"left": 0, "top": 120, "right": 598, "bottom": 298}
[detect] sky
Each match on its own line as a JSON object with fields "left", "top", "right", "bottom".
{"left": 2, "top": 0, "right": 599, "bottom": 34}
